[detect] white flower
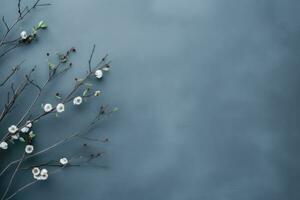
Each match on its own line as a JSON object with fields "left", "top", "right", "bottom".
{"left": 20, "top": 31, "right": 28, "bottom": 39}
{"left": 95, "top": 69, "right": 103, "bottom": 79}
{"left": 40, "top": 173, "right": 48, "bottom": 180}
{"left": 25, "top": 145, "right": 34, "bottom": 154}
{"left": 73, "top": 96, "right": 82, "bottom": 105}
{"left": 26, "top": 121, "right": 32, "bottom": 128}
{"left": 40, "top": 168, "right": 48, "bottom": 175}
{"left": 21, "top": 126, "right": 29, "bottom": 133}
{"left": 32, "top": 167, "right": 40, "bottom": 176}
{"left": 43, "top": 103, "right": 53, "bottom": 112}
{"left": 8, "top": 125, "right": 18, "bottom": 133}
{"left": 59, "top": 157, "right": 68, "bottom": 165}
{"left": 56, "top": 103, "right": 65, "bottom": 113}
{"left": 0, "top": 141, "right": 8, "bottom": 150}
{"left": 34, "top": 174, "right": 42, "bottom": 180}
{"left": 11, "top": 133, "right": 19, "bottom": 140}
{"left": 94, "top": 90, "right": 101, "bottom": 96}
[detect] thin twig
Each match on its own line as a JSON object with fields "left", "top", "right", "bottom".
{"left": 1, "top": 152, "right": 25, "bottom": 200}
{"left": 0, "top": 61, "right": 24, "bottom": 87}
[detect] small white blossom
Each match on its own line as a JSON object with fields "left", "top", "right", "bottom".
{"left": 73, "top": 96, "right": 82, "bottom": 105}
{"left": 8, "top": 125, "right": 18, "bottom": 134}
{"left": 25, "top": 145, "right": 34, "bottom": 154}
{"left": 0, "top": 141, "right": 8, "bottom": 150}
{"left": 26, "top": 121, "right": 32, "bottom": 128}
{"left": 21, "top": 126, "right": 29, "bottom": 133}
{"left": 40, "top": 168, "right": 48, "bottom": 175}
{"left": 59, "top": 157, "right": 68, "bottom": 165}
{"left": 32, "top": 167, "right": 40, "bottom": 176}
{"left": 43, "top": 103, "right": 53, "bottom": 112}
{"left": 40, "top": 173, "right": 48, "bottom": 180}
{"left": 11, "top": 133, "right": 19, "bottom": 140}
{"left": 95, "top": 69, "right": 103, "bottom": 79}
{"left": 20, "top": 31, "right": 28, "bottom": 39}
{"left": 94, "top": 90, "right": 101, "bottom": 96}
{"left": 34, "top": 174, "right": 42, "bottom": 180}
{"left": 56, "top": 103, "right": 65, "bottom": 113}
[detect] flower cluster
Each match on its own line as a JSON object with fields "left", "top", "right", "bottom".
{"left": 0, "top": 121, "right": 34, "bottom": 150}
{"left": 32, "top": 167, "right": 48, "bottom": 181}
{"left": 0, "top": 1, "right": 114, "bottom": 199}
{"left": 19, "top": 21, "right": 47, "bottom": 43}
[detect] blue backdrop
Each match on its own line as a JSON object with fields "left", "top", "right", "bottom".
{"left": 1, "top": 0, "right": 300, "bottom": 199}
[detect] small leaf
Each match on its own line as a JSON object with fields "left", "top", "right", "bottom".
{"left": 19, "top": 137, "right": 25, "bottom": 142}
{"left": 48, "top": 61, "right": 56, "bottom": 70}
{"left": 29, "top": 131, "right": 36, "bottom": 138}
{"left": 112, "top": 107, "right": 119, "bottom": 112}
{"left": 60, "top": 58, "right": 67, "bottom": 63}
{"left": 32, "top": 28, "right": 37, "bottom": 36}
{"left": 84, "top": 83, "right": 93, "bottom": 87}
{"left": 76, "top": 78, "right": 83, "bottom": 84}
{"left": 37, "top": 21, "right": 47, "bottom": 29}
{"left": 83, "top": 89, "right": 88, "bottom": 96}
{"left": 102, "top": 67, "right": 110, "bottom": 71}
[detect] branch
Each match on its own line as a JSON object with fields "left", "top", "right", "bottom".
{"left": 0, "top": 105, "right": 115, "bottom": 176}
{"left": 1, "top": 152, "right": 25, "bottom": 200}
{"left": 0, "top": 61, "right": 23, "bottom": 87}
{"left": 0, "top": 0, "right": 50, "bottom": 49}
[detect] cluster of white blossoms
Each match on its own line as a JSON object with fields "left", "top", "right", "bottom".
{"left": 0, "top": 121, "right": 34, "bottom": 150}
{"left": 43, "top": 103, "right": 65, "bottom": 113}
{"left": 20, "top": 30, "right": 28, "bottom": 40}
{"left": 32, "top": 167, "right": 48, "bottom": 181}
{"left": 21, "top": 121, "right": 32, "bottom": 134}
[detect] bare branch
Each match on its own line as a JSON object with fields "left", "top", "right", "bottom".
{"left": 88, "top": 44, "right": 96, "bottom": 73}
{"left": 1, "top": 16, "right": 9, "bottom": 32}
{"left": 0, "top": 61, "right": 24, "bottom": 87}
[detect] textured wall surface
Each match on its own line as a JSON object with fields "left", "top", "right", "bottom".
{"left": 1, "top": 0, "right": 300, "bottom": 199}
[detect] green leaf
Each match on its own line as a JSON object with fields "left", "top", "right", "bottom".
{"left": 19, "top": 137, "right": 25, "bottom": 142}
{"left": 48, "top": 62, "right": 56, "bottom": 70}
{"left": 37, "top": 21, "right": 47, "bottom": 29}
{"left": 83, "top": 89, "right": 88, "bottom": 96}
{"left": 76, "top": 78, "right": 84, "bottom": 84}
{"left": 60, "top": 58, "right": 67, "bottom": 63}
{"left": 29, "top": 131, "right": 36, "bottom": 138}
{"left": 84, "top": 83, "right": 93, "bottom": 87}
{"left": 112, "top": 107, "right": 119, "bottom": 112}
{"left": 32, "top": 28, "right": 37, "bottom": 36}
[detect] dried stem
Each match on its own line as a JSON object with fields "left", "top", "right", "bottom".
{"left": 0, "top": 0, "right": 51, "bottom": 58}
{"left": 1, "top": 152, "right": 25, "bottom": 200}
{"left": 0, "top": 61, "right": 23, "bottom": 87}
{"left": 0, "top": 104, "right": 115, "bottom": 177}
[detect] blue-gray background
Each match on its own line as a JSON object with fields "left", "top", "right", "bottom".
{"left": 1, "top": 0, "right": 300, "bottom": 199}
